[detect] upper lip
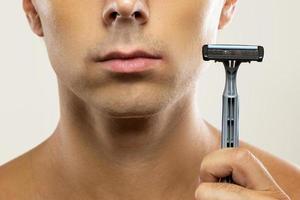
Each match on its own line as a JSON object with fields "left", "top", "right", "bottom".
{"left": 98, "top": 50, "right": 162, "bottom": 62}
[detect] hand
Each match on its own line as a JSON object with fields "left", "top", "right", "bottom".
{"left": 195, "top": 148, "right": 291, "bottom": 200}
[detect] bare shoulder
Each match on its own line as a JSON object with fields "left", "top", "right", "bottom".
{"left": 240, "top": 140, "right": 300, "bottom": 199}
{"left": 0, "top": 151, "right": 37, "bottom": 200}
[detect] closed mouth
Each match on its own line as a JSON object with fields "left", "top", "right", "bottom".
{"left": 97, "top": 50, "right": 162, "bottom": 62}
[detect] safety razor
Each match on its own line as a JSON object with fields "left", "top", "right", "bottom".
{"left": 202, "top": 44, "right": 264, "bottom": 183}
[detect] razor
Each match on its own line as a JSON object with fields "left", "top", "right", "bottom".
{"left": 202, "top": 44, "right": 264, "bottom": 183}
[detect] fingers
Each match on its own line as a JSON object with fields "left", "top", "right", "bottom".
{"left": 194, "top": 182, "right": 277, "bottom": 200}
{"left": 199, "top": 148, "right": 279, "bottom": 191}
{"left": 196, "top": 148, "right": 291, "bottom": 200}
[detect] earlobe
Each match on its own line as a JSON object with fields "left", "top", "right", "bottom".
{"left": 23, "top": 0, "right": 44, "bottom": 37}
{"left": 218, "top": 0, "right": 238, "bottom": 30}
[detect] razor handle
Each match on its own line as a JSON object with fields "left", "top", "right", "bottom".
{"left": 202, "top": 44, "right": 264, "bottom": 184}
{"left": 220, "top": 96, "right": 239, "bottom": 183}
{"left": 219, "top": 61, "right": 241, "bottom": 184}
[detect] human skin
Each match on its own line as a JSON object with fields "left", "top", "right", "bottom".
{"left": 0, "top": 0, "right": 299, "bottom": 199}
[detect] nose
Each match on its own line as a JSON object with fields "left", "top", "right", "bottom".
{"left": 102, "top": 0, "right": 149, "bottom": 26}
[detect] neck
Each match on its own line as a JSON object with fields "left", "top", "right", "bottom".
{"left": 44, "top": 82, "right": 217, "bottom": 199}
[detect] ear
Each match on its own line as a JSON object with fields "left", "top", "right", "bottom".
{"left": 218, "top": 0, "right": 238, "bottom": 30}
{"left": 23, "top": 0, "right": 44, "bottom": 37}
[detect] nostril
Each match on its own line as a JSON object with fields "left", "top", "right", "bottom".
{"left": 132, "top": 10, "right": 148, "bottom": 24}
{"left": 133, "top": 11, "right": 142, "bottom": 19}
{"left": 110, "top": 11, "right": 119, "bottom": 20}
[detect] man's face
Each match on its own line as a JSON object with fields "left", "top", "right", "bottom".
{"left": 31, "top": 0, "right": 225, "bottom": 117}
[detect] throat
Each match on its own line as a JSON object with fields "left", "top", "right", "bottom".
{"left": 44, "top": 117, "right": 210, "bottom": 200}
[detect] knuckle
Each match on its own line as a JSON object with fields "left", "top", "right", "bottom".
{"left": 195, "top": 183, "right": 211, "bottom": 200}
{"left": 234, "top": 148, "right": 254, "bottom": 164}
{"left": 199, "top": 156, "right": 210, "bottom": 177}
{"left": 199, "top": 159, "right": 207, "bottom": 175}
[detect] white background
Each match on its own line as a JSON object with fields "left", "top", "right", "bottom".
{"left": 1, "top": 1, "right": 299, "bottom": 166}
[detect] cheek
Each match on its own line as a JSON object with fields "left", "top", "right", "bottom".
{"left": 39, "top": 0, "right": 105, "bottom": 87}
{"left": 150, "top": 1, "right": 219, "bottom": 81}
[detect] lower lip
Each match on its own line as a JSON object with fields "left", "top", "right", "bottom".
{"left": 99, "top": 58, "right": 162, "bottom": 73}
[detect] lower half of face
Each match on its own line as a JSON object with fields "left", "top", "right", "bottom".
{"left": 39, "top": 0, "right": 221, "bottom": 118}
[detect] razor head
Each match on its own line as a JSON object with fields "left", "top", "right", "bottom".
{"left": 202, "top": 44, "right": 264, "bottom": 62}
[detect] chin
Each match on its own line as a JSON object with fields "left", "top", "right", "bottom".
{"left": 83, "top": 80, "right": 179, "bottom": 118}
{"left": 89, "top": 92, "right": 171, "bottom": 118}
{"left": 99, "top": 99, "right": 166, "bottom": 118}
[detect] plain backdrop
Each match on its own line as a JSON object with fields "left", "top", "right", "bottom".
{"left": 0, "top": 1, "right": 299, "bottom": 166}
